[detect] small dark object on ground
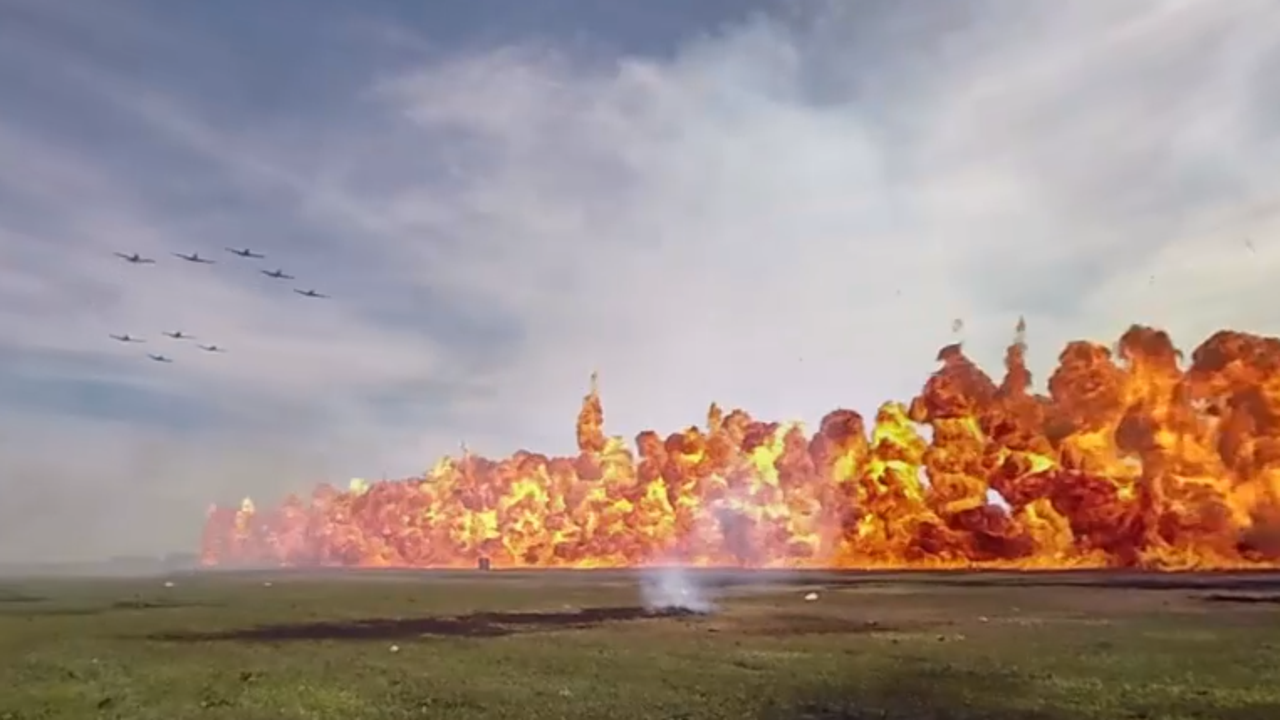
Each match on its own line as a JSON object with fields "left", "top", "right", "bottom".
{"left": 647, "top": 606, "right": 711, "bottom": 618}
{"left": 1202, "top": 592, "right": 1280, "bottom": 605}
{"left": 478, "top": 557, "right": 491, "bottom": 571}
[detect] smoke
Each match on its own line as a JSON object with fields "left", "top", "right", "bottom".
{"left": 638, "top": 563, "right": 717, "bottom": 614}
{"left": 8, "top": 1, "right": 1278, "bottom": 568}
{"left": 636, "top": 488, "right": 812, "bottom": 613}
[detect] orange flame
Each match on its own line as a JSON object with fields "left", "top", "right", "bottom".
{"left": 200, "top": 322, "right": 1280, "bottom": 570}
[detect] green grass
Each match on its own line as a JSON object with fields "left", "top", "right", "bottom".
{"left": 1, "top": 571, "right": 1277, "bottom": 719}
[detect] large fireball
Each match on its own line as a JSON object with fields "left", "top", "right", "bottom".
{"left": 200, "top": 322, "right": 1280, "bottom": 570}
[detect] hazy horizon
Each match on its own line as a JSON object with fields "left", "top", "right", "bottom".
{"left": 3, "top": 0, "right": 1279, "bottom": 563}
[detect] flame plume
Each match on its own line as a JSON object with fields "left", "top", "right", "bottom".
{"left": 201, "top": 322, "right": 1280, "bottom": 570}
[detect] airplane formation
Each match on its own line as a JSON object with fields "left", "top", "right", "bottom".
{"left": 108, "top": 245, "right": 330, "bottom": 363}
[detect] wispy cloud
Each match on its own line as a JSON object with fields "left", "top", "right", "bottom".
{"left": 2, "top": 0, "right": 1278, "bottom": 562}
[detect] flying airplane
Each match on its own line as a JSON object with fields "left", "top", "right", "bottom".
{"left": 109, "top": 333, "right": 144, "bottom": 343}
{"left": 261, "top": 268, "right": 294, "bottom": 279}
{"left": 172, "top": 252, "right": 215, "bottom": 264}
{"left": 114, "top": 252, "right": 155, "bottom": 264}
{"left": 294, "top": 288, "right": 329, "bottom": 298}
{"left": 196, "top": 344, "right": 226, "bottom": 352}
{"left": 147, "top": 353, "right": 173, "bottom": 363}
{"left": 162, "top": 330, "right": 192, "bottom": 340}
{"left": 225, "top": 247, "right": 265, "bottom": 259}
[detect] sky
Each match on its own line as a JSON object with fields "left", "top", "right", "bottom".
{"left": 2, "top": 0, "right": 1279, "bottom": 563}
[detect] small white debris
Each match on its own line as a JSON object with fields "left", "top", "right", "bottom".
{"left": 804, "top": 592, "right": 819, "bottom": 601}
{"left": 263, "top": 582, "right": 273, "bottom": 587}
{"left": 978, "top": 616, "right": 989, "bottom": 623}
{"left": 389, "top": 645, "right": 400, "bottom": 653}
{"left": 162, "top": 581, "right": 175, "bottom": 588}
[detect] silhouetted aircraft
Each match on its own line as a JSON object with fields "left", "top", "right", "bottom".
{"left": 172, "top": 252, "right": 214, "bottom": 264}
{"left": 109, "top": 333, "right": 144, "bottom": 343}
{"left": 225, "top": 247, "right": 265, "bottom": 258}
{"left": 162, "top": 330, "right": 192, "bottom": 340}
{"left": 196, "top": 344, "right": 225, "bottom": 352}
{"left": 147, "top": 353, "right": 173, "bottom": 363}
{"left": 261, "top": 268, "right": 294, "bottom": 279}
{"left": 294, "top": 288, "right": 328, "bottom": 298}
{"left": 114, "top": 252, "right": 155, "bottom": 264}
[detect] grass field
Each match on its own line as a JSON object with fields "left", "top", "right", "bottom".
{"left": 1, "top": 570, "right": 1278, "bottom": 719}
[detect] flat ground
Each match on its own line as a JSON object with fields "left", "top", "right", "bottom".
{"left": 1, "top": 570, "right": 1278, "bottom": 719}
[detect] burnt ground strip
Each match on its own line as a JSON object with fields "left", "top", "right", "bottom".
{"left": 149, "top": 606, "right": 705, "bottom": 642}
{"left": 1201, "top": 592, "right": 1280, "bottom": 605}
{"left": 149, "top": 605, "right": 912, "bottom": 644}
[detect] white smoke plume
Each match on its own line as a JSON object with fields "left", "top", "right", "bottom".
{"left": 637, "top": 464, "right": 815, "bottom": 613}
{"left": 638, "top": 563, "right": 717, "bottom": 614}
